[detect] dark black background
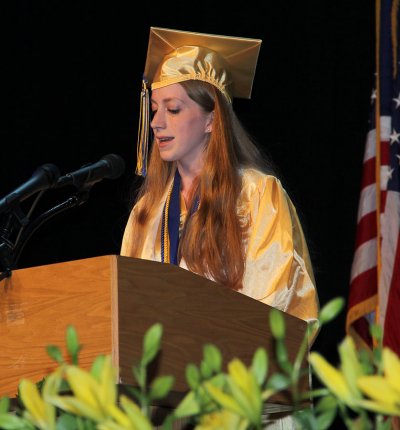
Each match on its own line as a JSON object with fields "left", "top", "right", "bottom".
{"left": 8, "top": 0, "right": 374, "bottom": 375}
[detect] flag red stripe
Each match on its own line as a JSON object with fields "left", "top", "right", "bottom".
{"left": 383, "top": 232, "right": 400, "bottom": 355}
{"left": 348, "top": 267, "right": 377, "bottom": 308}
{"left": 352, "top": 317, "right": 373, "bottom": 346}
{"left": 380, "top": 140, "right": 390, "bottom": 165}
{"left": 355, "top": 211, "right": 378, "bottom": 248}
{"left": 361, "top": 157, "right": 376, "bottom": 189}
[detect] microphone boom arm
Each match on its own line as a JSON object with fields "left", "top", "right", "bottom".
{"left": 0, "top": 191, "right": 90, "bottom": 281}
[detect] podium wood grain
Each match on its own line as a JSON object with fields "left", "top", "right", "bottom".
{"left": 1, "top": 255, "right": 309, "bottom": 408}
{"left": 0, "top": 255, "right": 118, "bottom": 397}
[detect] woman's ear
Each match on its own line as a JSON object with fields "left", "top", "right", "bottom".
{"left": 205, "top": 111, "right": 214, "bottom": 133}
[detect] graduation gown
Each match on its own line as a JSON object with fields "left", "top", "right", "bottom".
{"left": 121, "top": 168, "right": 319, "bottom": 323}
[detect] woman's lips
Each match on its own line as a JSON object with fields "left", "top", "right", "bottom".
{"left": 157, "top": 137, "right": 174, "bottom": 148}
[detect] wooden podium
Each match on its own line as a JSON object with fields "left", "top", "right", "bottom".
{"left": 0, "top": 255, "right": 310, "bottom": 410}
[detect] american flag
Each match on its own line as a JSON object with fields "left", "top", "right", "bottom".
{"left": 347, "top": 0, "right": 400, "bottom": 355}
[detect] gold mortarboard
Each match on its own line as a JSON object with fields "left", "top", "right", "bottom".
{"left": 145, "top": 27, "right": 262, "bottom": 101}
{"left": 136, "top": 27, "right": 262, "bottom": 176}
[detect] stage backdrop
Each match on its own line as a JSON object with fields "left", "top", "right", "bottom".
{"left": 7, "top": 0, "right": 374, "bottom": 370}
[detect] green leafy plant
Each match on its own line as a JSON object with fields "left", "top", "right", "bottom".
{"left": 1, "top": 299, "right": 399, "bottom": 430}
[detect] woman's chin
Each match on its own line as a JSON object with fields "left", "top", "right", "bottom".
{"left": 159, "top": 151, "right": 178, "bottom": 163}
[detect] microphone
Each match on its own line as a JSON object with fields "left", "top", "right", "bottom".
{"left": 0, "top": 164, "right": 61, "bottom": 214}
{"left": 56, "top": 154, "right": 126, "bottom": 189}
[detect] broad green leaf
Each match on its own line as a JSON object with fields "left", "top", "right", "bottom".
{"left": 56, "top": 413, "right": 78, "bottom": 430}
{"left": 90, "top": 355, "right": 106, "bottom": 380}
{"left": 294, "top": 409, "right": 318, "bottom": 430}
{"left": 373, "top": 347, "right": 383, "bottom": 370}
{"left": 0, "top": 413, "right": 29, "bottom": 430}
{"left": 269, "top": 308, "right": 285, "bottom": 339}
{"left": 185, "top": 364, "right": 200, "bottom": 390}
{"left": 133, "top": 365, "right": 145, "bottom": 388}
{"left": 377, "top": 416, "right": 395, "bottom": 430}
{"left": 266, "top": 373, "right": 290, "bottom": 391}
{"left": 173, "top": 391, "right": 200, "bottom": 419}
{"left": 315, "top": 397, "right": 337, "bottom": 430}
{"left": 200, "top": 360, "right": 213, "bottom": 379}
{"left": 142, "top": 323, "right": 163, "bottom": 366}
{"left": 159, "top": 414, "right": 175, "bottom": 430}
{"left": 315, "top": 394, "right": 337, "bottom": 412}
{"left": 0, "top": 397, "right": 10, "bottom": 414}
{"left": 358, "top": 348, "right": 374, "bottom": 374}
{"left": 203, "top": 344, "right": 222, "bottom": 373}
{"left": 125, "top": 386, "right": 142, "bottom": 403}
{"left": 206, "top": 374, "right": 227, "bottom": 390}
{"left": 319, "top": 297, "right": 344, "bottom": 325}
{"left": 370, "top": 324, "right": 383, "bottom": 344}
{"left": 66, "top": 325, "right": 80, "bottom": 364}
{"left": 276, "top": 340, "right": 292, "bottom": 374}
{"left": 47, "top": 345, "right": 64, "bottom": 363}
{"left": 251, "top": 348, "right": 268, "bottom": 386}
{"left": 149, "top": 375, "right": 174, "bottom": 400}
{"left": 316, "top": 409, "right": 338, "bottom": 430}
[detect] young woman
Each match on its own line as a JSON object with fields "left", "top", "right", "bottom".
{"left": 121, "top": 27, "right": 319, "bottom": 323}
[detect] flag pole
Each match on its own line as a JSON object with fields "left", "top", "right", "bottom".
{"left": 375, "top": 0, "right": 382, "bottom": 329}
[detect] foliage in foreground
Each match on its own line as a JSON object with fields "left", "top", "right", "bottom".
{"left": 0, "top": 298, "right": 399, "bottom": 429}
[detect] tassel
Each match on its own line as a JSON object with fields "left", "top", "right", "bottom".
{"left": 136, "top": 77, "right": 150, "bottom": 177}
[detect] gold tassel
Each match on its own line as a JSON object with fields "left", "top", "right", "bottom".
{"left": 136, "top": 78, "right": 150, "bottom": 177}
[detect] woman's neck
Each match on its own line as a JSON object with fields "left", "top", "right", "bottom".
{"left": 176, "top": 161, "right": 202, "bottom": 207}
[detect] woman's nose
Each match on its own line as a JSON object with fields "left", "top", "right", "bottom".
{"left": 150, "top": 110, "right": 165, "bottom": 130}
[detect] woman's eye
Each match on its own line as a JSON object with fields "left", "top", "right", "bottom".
{"left": 168, "top": 109, "right": 180, "bottom": 114}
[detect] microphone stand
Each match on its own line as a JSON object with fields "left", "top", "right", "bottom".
{"left": 0, "top": 214, "right": 16, "bottom": 280}
{"left": 0, "top": 190, "right": 90, "bottom": 281}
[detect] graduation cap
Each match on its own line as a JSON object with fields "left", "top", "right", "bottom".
{"left": 136, "top": 27, "right": 262, "bottom": 176}
{"left": 145, "top": 27, "right": 262, "bottom": 100}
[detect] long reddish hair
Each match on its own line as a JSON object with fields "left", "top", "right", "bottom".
{"left": 130, "top": 81, "right": 268, "bottom": 290}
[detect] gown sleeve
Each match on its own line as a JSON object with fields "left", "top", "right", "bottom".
{"left": 239, "top": 171, "right": 319, "bottom": 324}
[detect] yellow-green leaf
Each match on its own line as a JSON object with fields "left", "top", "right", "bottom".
{"left": 357, "top": 376, "right": 400, "bottom": 407}
{"left": 48, "top": 395, "right": 103, "bottom": 422}
{"left": 65, "top": 366, "right": 99, "bottom": 409}
{"left": 309, "top": 352, "right": 355, "bottom": 407}
{"left": 19, "top": 379, "right": 46, "bottom": 422}
{"left": 356, "top": 399, "right": 400, "bottom": 417}
{"left": 338, "top": 336, "right": 363, "bottom": 399}
{"left": 120, "top": 395, "right": 153, "bottom": 430}
{"left": 99, "top": 356, "right": 117, "bottom": 406}
{"left": 383, "top": 348, "right": 400, "bottom": 395}
{"left": 204, "top": 382, "right": 246, "bottom": 417}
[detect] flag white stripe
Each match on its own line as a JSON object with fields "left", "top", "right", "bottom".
{"left": 380, "top": 116, "right": 392, "bottom": 141}
{"left": 379, "top": 191, "right": 400, "bottom": 327}
{"left": 364, "top": 129, "right": 376, "bottom": 162}
{"left": 357, "top": 184, "right": 376, "bottom": 222}
{"left": 362, "top": 118, "right": 392, "bottom": 162}
{"left": 357, "top": 165, "right": 391, "bottom": 222}
{"left": 350, "top": 238, "right": 377, "bottom": 282}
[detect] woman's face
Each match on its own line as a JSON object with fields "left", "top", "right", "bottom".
{"left": 150, "top": 83, "right": 213, "bottom": 170}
